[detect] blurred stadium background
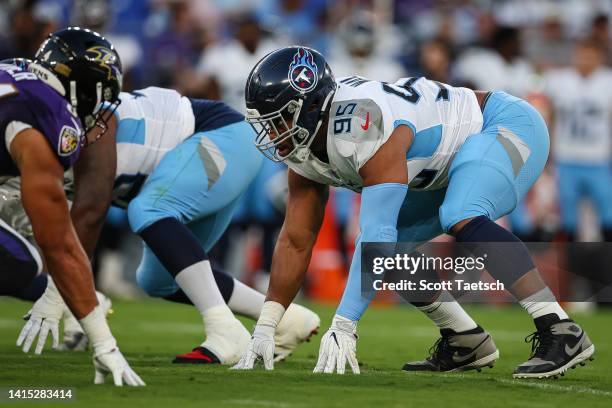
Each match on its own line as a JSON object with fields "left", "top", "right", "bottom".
{"left": 2, "top": 0, "right": 612, "bottom": 306}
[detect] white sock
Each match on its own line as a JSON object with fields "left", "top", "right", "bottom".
{"left": 227, "top": 279, "right": 265, "bottom": 320}
{"left": 519, "top": 287, "right": 569, "bottom": 320}
{"left": 417, "top": 291, "right": 478, "bottom": 332}
{"left": 174, "top": 260, "right": 228, "bottom": 315}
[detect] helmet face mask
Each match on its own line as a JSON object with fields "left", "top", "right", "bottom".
{"left": 83, "top": 98, "right": 121, "bottom": 146}
{"left": 245, "top": 46, "right": 336, "bottom": 163}
{"left": 248, "top": 99, "right": 310, "bottom": 162}
{"left": 32, "top": 27, "right": 123, "bottom": 146}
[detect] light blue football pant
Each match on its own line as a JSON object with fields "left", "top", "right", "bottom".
{"left": 126, "top": 121, "right": 262, "bottom": 296}
{"left": 397, "top": 91, "right": 550, "bottom": 246}
{"left": 338, "top": 91, "right": 550, "bottom": 321}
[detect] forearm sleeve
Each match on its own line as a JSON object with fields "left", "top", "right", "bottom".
{"left": 336, "top": 183, "right": 408, "bottom": 321}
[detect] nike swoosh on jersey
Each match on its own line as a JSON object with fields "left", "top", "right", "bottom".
{"left": 361, "top": 112, "right": 370, "bottom": 130}
{"left": 565, "top": 334, "right": 586, "bottom": 356}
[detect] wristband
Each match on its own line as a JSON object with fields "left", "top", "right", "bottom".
{"left": 331, "top": 314, "right": 358, "bottom": 335}
{"left": 253, "top": 324, "right": 275, "bottom": 338}
{"left": 79, "top": 306, "right": 116, "bottom": 355}
{"left": 257, "top": 301, "right": 286, "bottom": 328}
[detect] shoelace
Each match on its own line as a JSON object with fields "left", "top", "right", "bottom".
{"left": 428, "top": 336, "right": 452, "bottom": 363}
{"left": 524, "top": 329, "right": 555, "bottom": 359}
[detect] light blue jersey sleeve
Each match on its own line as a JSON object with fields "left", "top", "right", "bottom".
{"left": 336, "top": 183, "right": 408, "bottom": 321}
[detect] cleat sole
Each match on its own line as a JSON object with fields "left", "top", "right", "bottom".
{"left": 403, "top": 350, "right": 500, "bottom": 373}
{"left": 513, "top": 345, "right": 595, "bottom": 379}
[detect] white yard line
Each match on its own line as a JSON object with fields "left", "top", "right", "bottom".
{"left": 434, "top": 373, "right": 612, "bottom": 397}
{"left": 492, "top": 377, "right": 612, "bottom": 397}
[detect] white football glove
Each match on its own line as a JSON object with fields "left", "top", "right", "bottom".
{"left": 16, "top": 278, "right": 64, "bottom": 354}
{"left": 80, "top": 306, "right": 145, "bottom": 387}
{"left": 93, "top": 345, "right": 145, "bottom": 386}
{"left": 313, "top": 315, "right": 360, "bottom": 374}
{"left": 231, "top": 324, "right": 275, "bottom": 370}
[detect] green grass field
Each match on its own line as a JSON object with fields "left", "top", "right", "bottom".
{"left": 0, "top": 298, "right": 610, "bottom": 407}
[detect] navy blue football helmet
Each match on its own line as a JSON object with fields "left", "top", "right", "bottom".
{"left": 30, "top": 27, "right": 122, "bottom": 143}
{"left": 245, "top": 46, "right": 336, "bottom": 162}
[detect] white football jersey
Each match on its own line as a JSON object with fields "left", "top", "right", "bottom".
{"left": 111, "top": 87, "right": 195, "bottom": 206}
{"left": 113, "top": 87, "right": 194, "bottom": 177}
{"left": 544, "top": 68, "right": 612, "bottom": 164}
{"left": 287, "top": 76, "right": 483, "bottom": 192}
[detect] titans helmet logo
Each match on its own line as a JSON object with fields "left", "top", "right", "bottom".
{"left": 288, "top": 48, "right": 318, "bottom": 93}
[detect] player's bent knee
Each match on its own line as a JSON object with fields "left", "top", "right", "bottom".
{"left": 128, "top": 197, "right": 178, "bottom": 234}
{"left": 127, "top": 198, "right": 150, "bottom": 234}
{"left": 448, "top": 217, "right": 477, "bottom": 236}
{"left": 439, "top": 202, "right": 488, "bottom": 234}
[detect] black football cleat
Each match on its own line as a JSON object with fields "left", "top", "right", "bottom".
{"left": 172, "top": 347, "right": 221, "bottom": 364}
{"left": 403, "top": 326, "right": 499, "bottom": 372}
{"left": 513, "top": 313, "right": 595, "bottom": 379}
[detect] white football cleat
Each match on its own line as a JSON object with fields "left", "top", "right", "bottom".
{"left": 59, "top": 291, "right": 112, "bottom": 351}
{"left": 274, "top": 304, "right": 320, "bottom": 362}
{"left": 174, "top": 305, "right": 250, "bottom": 365}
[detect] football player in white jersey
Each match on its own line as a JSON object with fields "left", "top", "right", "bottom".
{"left": 27, "top": 86, "right": 320, "bottom": 365}
{"left": 543, "top": 39, "right": 612, "bottom": 242}
{"left": 232, "top": 46, "right": 594, "bottom": 379}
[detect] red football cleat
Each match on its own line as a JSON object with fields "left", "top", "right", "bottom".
{"left": 172, "top": 347, "right": 221, "bottom": 364}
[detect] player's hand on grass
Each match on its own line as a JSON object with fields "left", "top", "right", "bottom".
{"left": 16, "top": 278, "right": 64, "bottom": 354}
{"left": 313, "top": 315, "right": 360, "bottom": 374}
{"left": 93, "top": 346, "right": 145, "bottom": 386}
{"left": 78, "top": 303, "right": 145, "bottom": 386}
{"left": 231, "top": 324, "right": 275, "bottom": 370}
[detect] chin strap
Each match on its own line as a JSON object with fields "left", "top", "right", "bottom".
{"left": 69, "top": 80, "right": 78, "bottom": 117}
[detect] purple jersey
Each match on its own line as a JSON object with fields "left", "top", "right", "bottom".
{"left": 0, "top": 66, "right": 82, "bottom": 176}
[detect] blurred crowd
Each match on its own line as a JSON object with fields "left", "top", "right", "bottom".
{"left": 2, "top": 0, "right": 612, "bottom": 301}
